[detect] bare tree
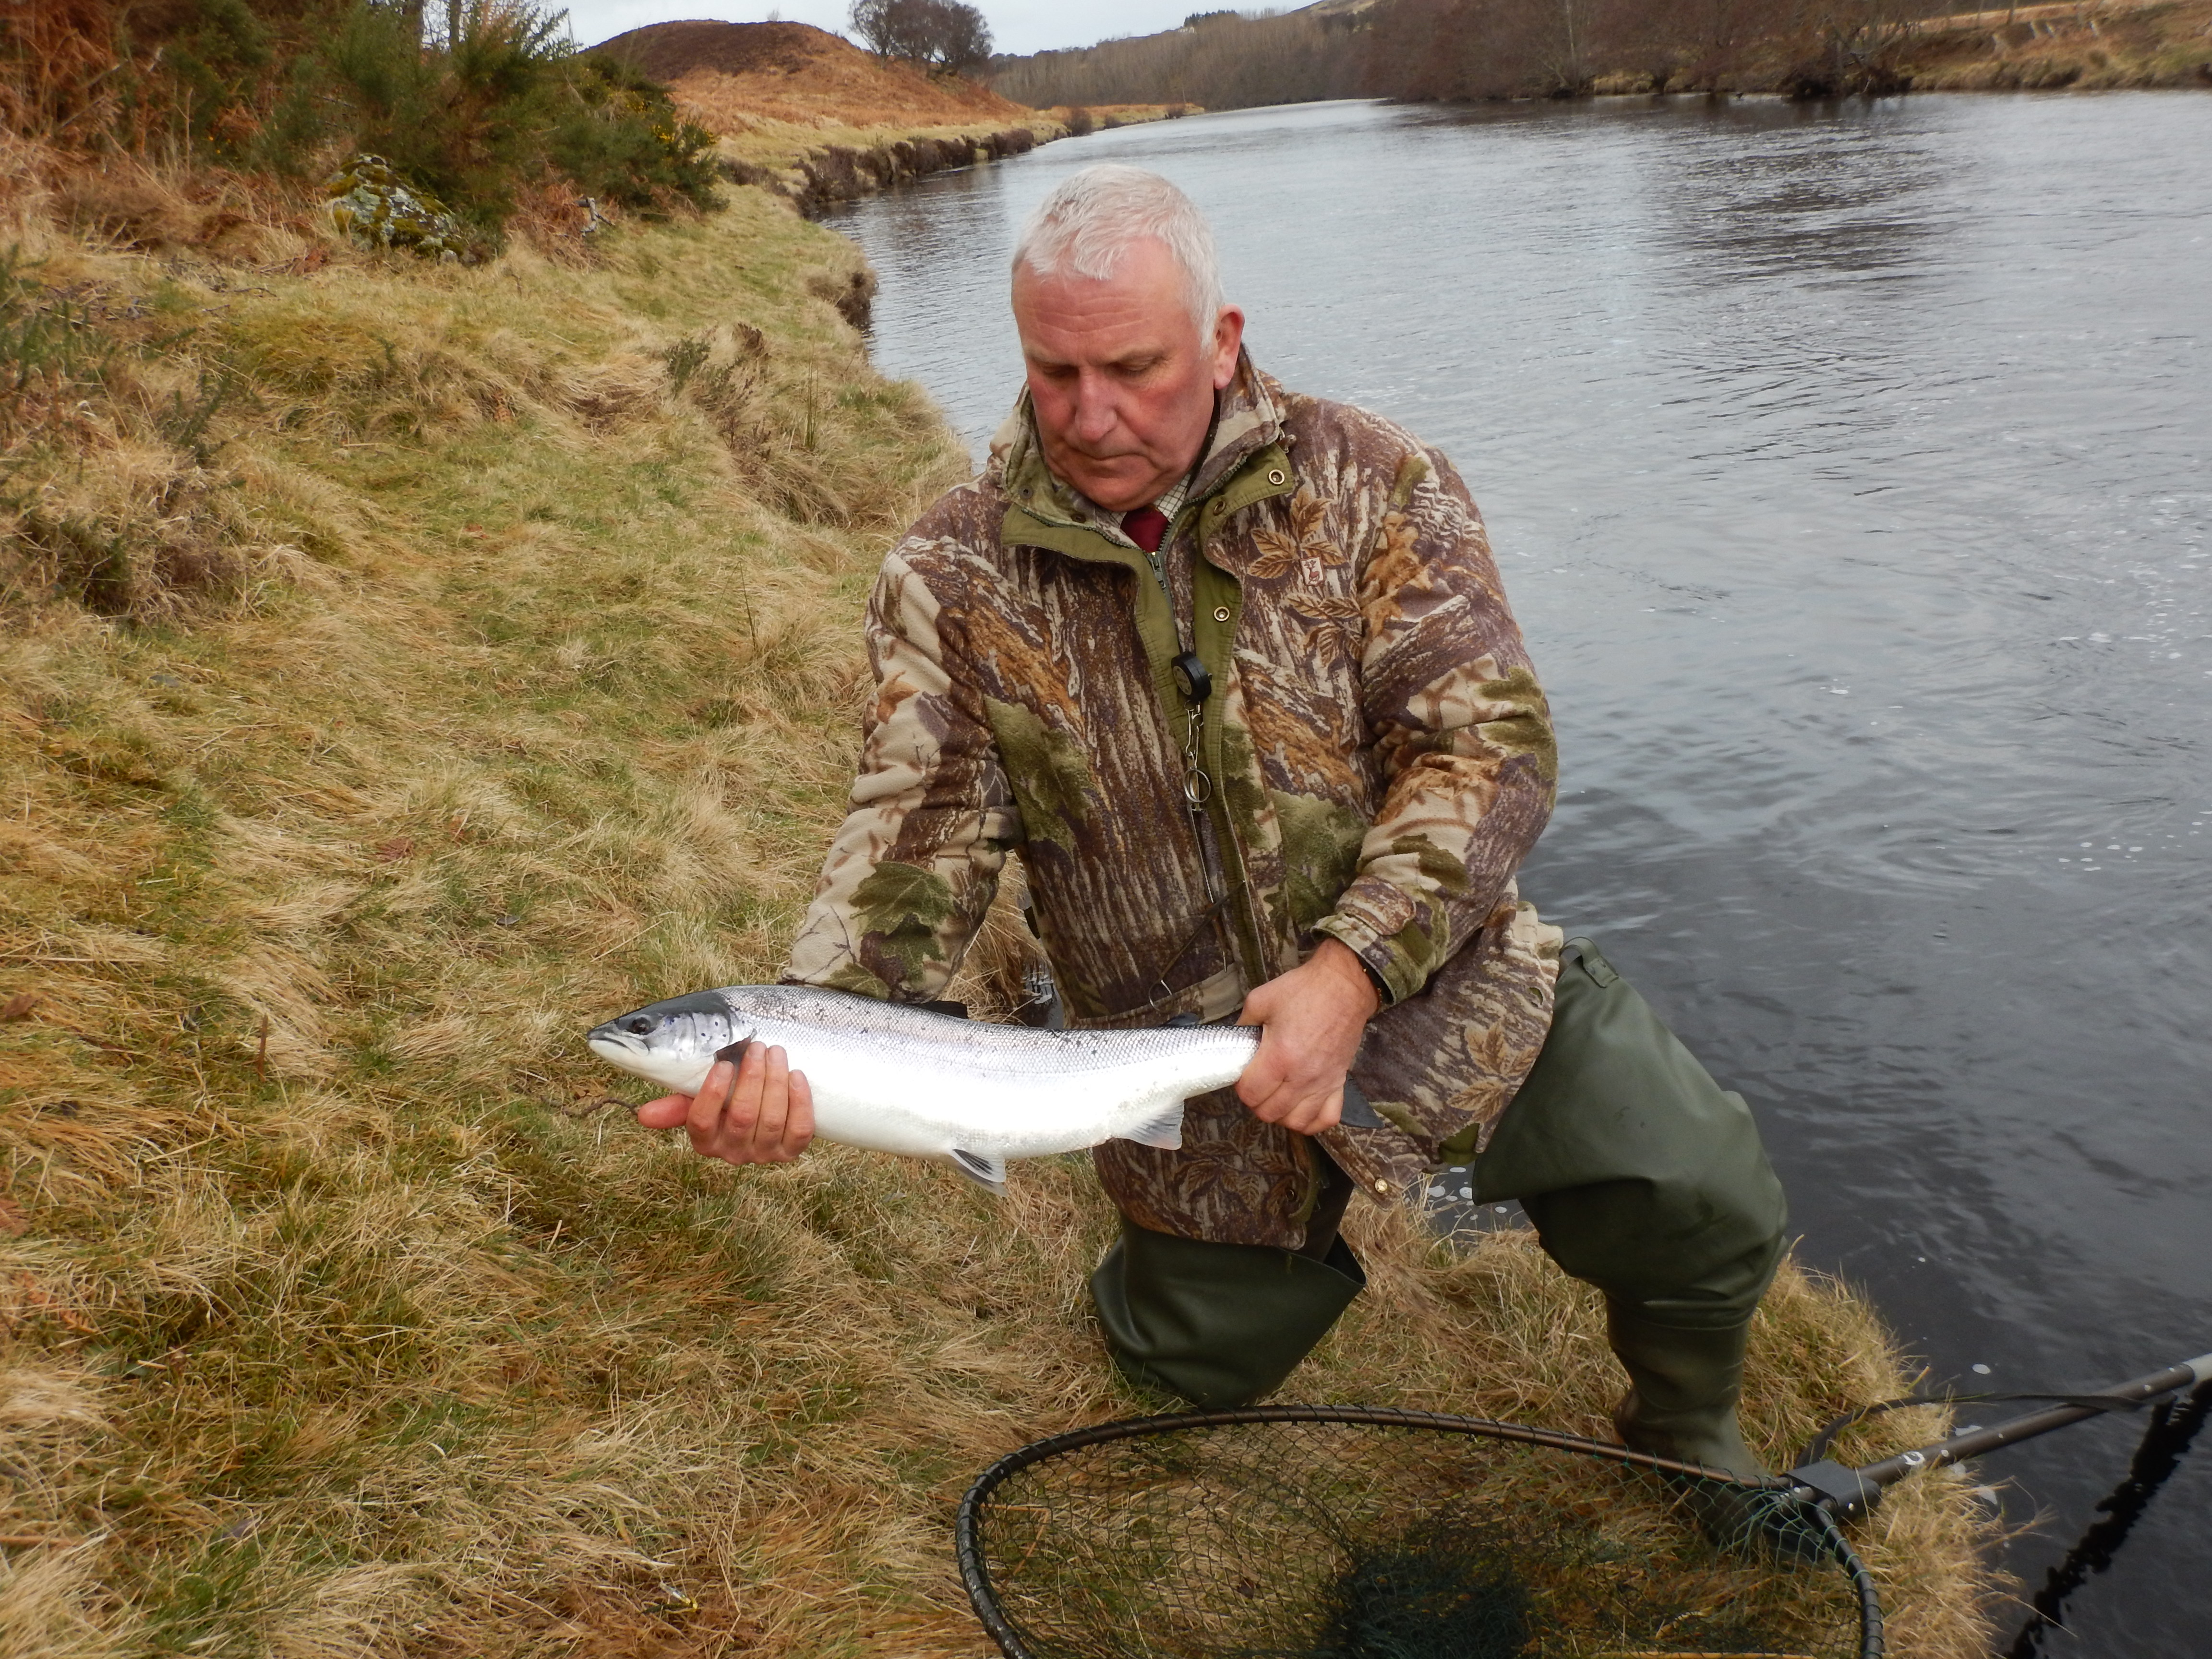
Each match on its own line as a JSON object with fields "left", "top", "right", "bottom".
{"left": 931, "top": 0, "right": 992, "bottom": 73}
{"left": 993, "top": 9, "right": 1364, "bottom": 109}
{"left": 849, "top": 0, "right": 992, "bottom": 75}
{"left": 849, "top": 0, "right": 901, "bottom": 59}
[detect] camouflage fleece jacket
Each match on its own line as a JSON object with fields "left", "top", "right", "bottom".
{"left": 784, "top": 357, "right": 1564, "bottom": 1247}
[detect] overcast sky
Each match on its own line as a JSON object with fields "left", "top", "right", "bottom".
{"left": 560, "top": 1, "right": 1204, "bottom": 59}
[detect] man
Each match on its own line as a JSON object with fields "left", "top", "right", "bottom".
{"left": 637, "top": 166, "right": 1788, "bottom": 1498}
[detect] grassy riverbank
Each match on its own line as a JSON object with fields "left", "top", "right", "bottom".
{"left": 714, "top": 115, "right": 1059, "bottom": 217}
{"left": 0, "top": 143, "right": 2010, "bottom": 1657}
{"left": 1882, "top": 0, "right": 2212, "bottom": 91}
{"left": 595, "top": 19, "right": 1066, "bottom": 217}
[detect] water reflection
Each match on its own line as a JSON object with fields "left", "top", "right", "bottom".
{"left": 1657, "top": 109, "right": 1948, "bottom": 282}
{"left": 824, "top": 93, "right": 2212, "bottom": 1654}
{"left": 2010, "top": 1381, "right": 2212, "bottom": 1657}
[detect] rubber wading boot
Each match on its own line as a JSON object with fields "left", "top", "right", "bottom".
{"left": 1608, "top": 1303, "right": 1832, "bottom": 1563}
{"left": 1091, "top": 1220, "right": 1366, "bottom": 1408}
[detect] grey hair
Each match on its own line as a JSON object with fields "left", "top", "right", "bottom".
{"left": 1012, "top": 165, "right": 1226, "bottom": 337}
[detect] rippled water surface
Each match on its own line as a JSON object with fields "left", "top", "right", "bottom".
{"left": 824, "top": 95, "right": 2212, "bottom": 1652}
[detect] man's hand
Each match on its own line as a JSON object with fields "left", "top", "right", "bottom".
{"left": 1235, "top": 938, "right": 1381, "bottom": 1136}
{"left": 634, "top": 1042, "right": 815, "bottom": 1166}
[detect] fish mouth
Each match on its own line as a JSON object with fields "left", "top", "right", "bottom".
{"left": 587, "top": 1029, "right": 650, "bottom": 1073}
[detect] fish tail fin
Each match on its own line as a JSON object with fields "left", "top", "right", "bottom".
{"left": 949, "top": 1148, "right": 1008, "bottom": 1191}
{"left": 1116, "top": 1099, "right": 1186, "bottom": 1152}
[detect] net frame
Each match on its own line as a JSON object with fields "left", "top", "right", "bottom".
{"left": 956, "top": 1402, "right": 1884, "bottom": 1659}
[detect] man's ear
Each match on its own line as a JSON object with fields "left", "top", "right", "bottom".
{"left": 1210, "top": 305, "right": 1246, "bottom": 390}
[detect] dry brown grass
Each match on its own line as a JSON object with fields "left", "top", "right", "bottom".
{"left": 0, "top": 138, "right": 2007, "bottom": 1656}
{"left": 1041, "top": 104, "right": 1201, "bottom": 129}
{"left": 1896, "top": 0, "right": 2212, "bottom": 89}
{"left": 670, "top": 60, "right": 1025, "bottom": 135}
{"left": 601, "top": 21, "right": 1064, "bottom": 219}
{"left": 595, "top": 20, "right": 1034, "bottom": 132}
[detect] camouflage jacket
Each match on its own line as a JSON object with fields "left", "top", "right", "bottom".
{"left": 785, "top": 358, "right": 1564, "bottom": 1246}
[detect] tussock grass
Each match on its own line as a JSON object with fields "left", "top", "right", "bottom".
{"left": 0, "top": 153, "right": 2003, "bottom": 1653}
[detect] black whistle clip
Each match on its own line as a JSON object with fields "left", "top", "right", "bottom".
{"left": 1171, "top": 651, "right": 1212, "bottom": 706}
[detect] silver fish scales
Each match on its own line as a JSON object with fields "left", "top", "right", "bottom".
{"left": 587, "top": 985, "right": 1257, "bottom": 1189}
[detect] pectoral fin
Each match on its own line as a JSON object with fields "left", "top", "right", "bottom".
{"left": 1116, "top": 1101, "right": 1185, "bottom": 1152}
{"left": 949, "top": 1148, "right": 1007, "bottom": 1190}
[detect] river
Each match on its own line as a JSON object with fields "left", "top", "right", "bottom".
{"left": 822, "top": 93, "right": 2212, "bottom": 1654}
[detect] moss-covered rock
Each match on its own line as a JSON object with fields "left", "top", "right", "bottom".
{"left": 323, "top": 155, "right": 481, "bottom": 264}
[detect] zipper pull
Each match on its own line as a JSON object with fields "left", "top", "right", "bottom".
{"left": 1171, "top": 649, "right": 1214, "bottom": 806}
{"left": 1181, "top": 704, "right": 1212, "bottom": 805}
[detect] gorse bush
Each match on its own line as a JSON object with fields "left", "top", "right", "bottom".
{"left": 3, "top": 0, "right": 720, "bottom": 247}
{"left": 0, "top": 249, "right": 111, "bottom": 418}
{"left": 289, "top": 2, "right": 719, "bottom": 235}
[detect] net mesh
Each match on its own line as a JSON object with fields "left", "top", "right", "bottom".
{"left": 960, "top": 1409, "right": 1875, "bottom": 1659}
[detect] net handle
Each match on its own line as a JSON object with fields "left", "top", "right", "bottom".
{"left": 1791, "top": 1350, "right": 2212, "bottom": 1515}
{"left": 1858, "top": 1351, "right": 2212, "bottom": 1483}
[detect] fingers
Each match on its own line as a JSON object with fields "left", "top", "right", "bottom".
{"left": 1233, "top": 1032, "right": 1293, "bottom": 1112}
{"left": 650, "top": 1046, "right": 812, "bottom": 1166}
{"left": 688, "top": 1056, "right": 740, "bottom": 1157}
{"left": 753, "top": 1043, "right": 790, "bottom": 1151}
{"left": 738, "top": 1047, "right": 811, "bottom": 1162}
{"left": 1243, "top": 1073, "right": 1344, "bottom": 1136}
{"left": 1237, "top": 1022, "right": 1342, "bottom": 1135}
{"left": 634, "top": 1094, "right": 693, "bottom": 1129}
{"left": 1236, "top": 949, "right": 1371, "bottom": 1137}
{"left": 781, "top": 1067, "right": 815, "bottom": 1157}
{"left": 1286, "top": 1085, "right": 1343, "bottom": 1137}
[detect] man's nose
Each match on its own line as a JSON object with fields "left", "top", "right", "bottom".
{"left": 1070, "top": 372, "right": 1121, "bottom": 445}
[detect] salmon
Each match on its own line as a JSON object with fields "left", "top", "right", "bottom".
{"left": 587, "top": 985, "right": 1255, "bottom": 1190}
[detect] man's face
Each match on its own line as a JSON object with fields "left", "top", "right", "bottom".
{"left": 1011, "top": 237, "right": 1244, "bottom": 514}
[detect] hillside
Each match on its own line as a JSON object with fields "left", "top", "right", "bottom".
{"left": 992, "top": 0, "right": 2212, "bottom": 106}
{"left": 1883, "top": 0, "right": 2212, "bottom": 90}
{"left": 992, "top": 6, "right": 1366, "bottom": 111}
{"left": 594, "top": 19, "right": 1031, "bottom": 132}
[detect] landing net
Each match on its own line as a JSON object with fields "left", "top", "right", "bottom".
{"left": 957, "top": 1406, "right": 1880, "bottom": 1659}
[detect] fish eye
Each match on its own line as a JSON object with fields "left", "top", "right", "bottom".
{"left": 621, "top": 1015, "right": 656, "bottom": 1035}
